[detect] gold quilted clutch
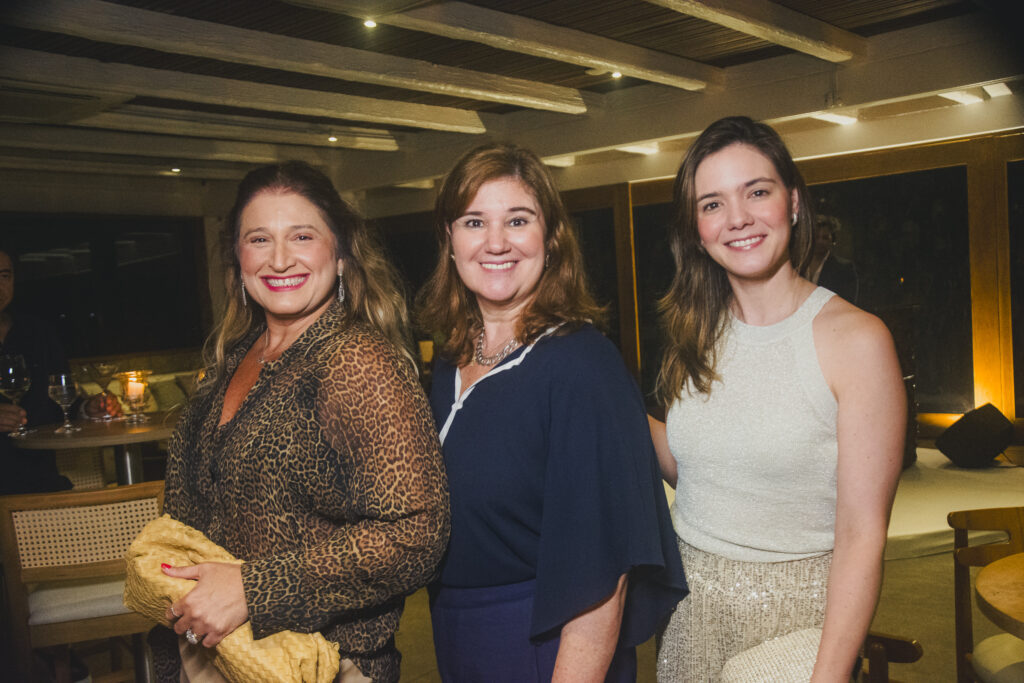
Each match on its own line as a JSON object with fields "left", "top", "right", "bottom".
{"left": 123, "top": 514, "right": 341, "bottom": 683}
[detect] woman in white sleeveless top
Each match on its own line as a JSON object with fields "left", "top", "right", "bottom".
{"left": 650, "top": 116, "right": 905, "bottom": 682}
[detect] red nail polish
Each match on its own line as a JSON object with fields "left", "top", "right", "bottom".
{"left": 161, "top": 563, "right": 171, "bottom": 569}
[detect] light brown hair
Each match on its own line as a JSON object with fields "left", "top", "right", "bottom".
{"left": 416, "top": 143, "right": 603, "bottom": 366}
{"left": 656, "top": 116, "right": 815, "bottom": 405}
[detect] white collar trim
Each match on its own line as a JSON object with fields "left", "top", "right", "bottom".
{"left": 438, "top": 325, "right": 560, "bottom": 444}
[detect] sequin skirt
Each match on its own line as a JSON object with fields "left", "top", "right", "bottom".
{"left": 656, "top": 538, "right": 831, "bottom": 682}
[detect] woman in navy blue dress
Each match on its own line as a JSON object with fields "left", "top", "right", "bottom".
{"left": 417, "top": 143, "right": 686, "bottom": 682}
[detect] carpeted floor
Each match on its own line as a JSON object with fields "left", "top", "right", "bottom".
{"left": 869, "top": 552, "right": 1001, "bottom": 682}
{"left": 397, "top": 551, "right": 997, "bottom": 682}
{"left": 41, "top": 550, "right": 1003, "bottom": 682}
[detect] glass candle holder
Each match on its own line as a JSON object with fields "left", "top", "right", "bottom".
{"left": 117, "top": 370, "right": 152, "bottom": 423}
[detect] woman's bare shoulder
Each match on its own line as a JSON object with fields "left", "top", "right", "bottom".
{"left": 814, "top": 295, "right": 900, "bottom": 391}
{"left": 815, "top": 295, "right": 893, "bottom": 351}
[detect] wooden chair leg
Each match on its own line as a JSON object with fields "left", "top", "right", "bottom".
{"left": 47, "top": 645, "right": 73, "bottom": 683}
{"left": 133, "top": 632, "right": 154, "bottom": 683}
{"left": 110, "top": 635, "right": 124, "bottom": 670}
{"left": 864, "top": 640, "right": 889, "bottom": 682}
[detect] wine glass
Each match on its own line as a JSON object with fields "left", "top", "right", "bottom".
{"left": 0, "top": 354, "right": 33, "bottom": 438}
{"left": 48, "top": 373, "right": 81, "bottom": 434}
{"left": 86, "top": 361, "right": 120, "bottom": 421}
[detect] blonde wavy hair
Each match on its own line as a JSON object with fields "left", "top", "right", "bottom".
{"left": 205, "top": 161, "right": 414, "bottom": 384}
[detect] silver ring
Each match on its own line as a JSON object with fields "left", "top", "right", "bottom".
{"left": 170, "top": 605, "right": 182, "bottom": 618}
{"left": 185, "top": 627, "right": 201, "bottom": 646}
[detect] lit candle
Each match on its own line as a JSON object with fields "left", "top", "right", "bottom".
{"left": 126, "top": 379, "right": 145, "bottom": 401}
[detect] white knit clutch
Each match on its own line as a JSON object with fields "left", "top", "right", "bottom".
{"left": 720, "top": 627, "right": 821, "bottom": 682}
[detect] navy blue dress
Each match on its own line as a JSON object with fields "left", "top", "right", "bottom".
{"left": 429, "top": 325, "right": 686, "bottom": 682}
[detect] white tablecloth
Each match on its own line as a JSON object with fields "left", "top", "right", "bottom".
{"left": 885, "top": 448, "right": 1024, "bottom": 560}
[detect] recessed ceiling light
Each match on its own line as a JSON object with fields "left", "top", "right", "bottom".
{"left": 615, "top": 143, "right": 659, "bottom": 155}
{"left": 543, "top": 155, "right": 575, "bottom": 168}
{"left": 939, "top": 90, "right": 983, "bottom": 105}
{"left": 983, "top": 83, "right": 1012, "bottom": 98}
{"left": 809, "top": 112, "right": 858, "bottom": 125}
{"left": 328, "top": 135, "right": 338, "bottom": 142}
{"left": 170, "top": 168, "right": 181, "bottom": 173}
{"left": 394, "top": 179, "right": 435, "bottom": 190}
{"left": 364, "top": 19, "right": 377, "bottom": 28}
{"left": 611, "top": 71, "right": 622, "bottom": 79}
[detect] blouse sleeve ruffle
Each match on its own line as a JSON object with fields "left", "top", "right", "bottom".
{"left": 531, "top": 329, "right": 687, "bottom": 645}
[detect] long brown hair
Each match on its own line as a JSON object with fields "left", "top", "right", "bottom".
{"left": 416, "top": 143, "right": 603, "bottom": 366}
{"left": 206, "top": 161, "right": 414, "bottom": 384}
{"left": 655, "top": 116, "right": 815, "bottom": 405}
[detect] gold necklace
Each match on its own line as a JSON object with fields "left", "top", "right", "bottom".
{"left": 474, "top": 331, "right": 519, "bottom": 366}
{"left": 257, "top": 330, "right": 271, "bottom": 365}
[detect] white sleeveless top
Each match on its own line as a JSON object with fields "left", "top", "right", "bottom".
{"left": 666, "top": 287, "right": 838, "bottom": 562}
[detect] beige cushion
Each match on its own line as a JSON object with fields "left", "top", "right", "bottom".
{"left": 28, "top": 577, "right": 130, "bottom": 625}
{"left": 973, "top": 633, "right": 1024, "bottom": 683}
{"left": 148, "top": 374, "right": 187, "bottom": 411}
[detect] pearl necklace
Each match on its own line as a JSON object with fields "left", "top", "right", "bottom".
{"left": 474, "top": 331, "right": 519, "bottom": 366}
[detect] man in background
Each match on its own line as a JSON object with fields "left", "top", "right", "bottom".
{"left": 0, "top": 246, "right": 118, "bottom": 494}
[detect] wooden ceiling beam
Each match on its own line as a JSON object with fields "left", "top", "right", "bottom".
{"left": 4, "top": 0, "right": 586, "bottom": 115}
{"left": 0, "top": 123, "right": 338, "bottom": 166}
{"left": 0, "top": 47, "right": 486, "bottom": 134}
{"left": 73, "top": 106, "right": 399, "bottom": 152}
{"left": 325, "top": 16, "right": 1021, "bottom": 192}
{"left": 287, "top": 0, "right": 723, "bottom": 91}
{"left": 643, "top": 0, "right": 867, "bottom": 62}
{"left": 0, "top": 154, "right": 248, "bottom": 180}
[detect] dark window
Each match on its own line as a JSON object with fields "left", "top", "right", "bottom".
{"left": 571, "top": 208, "right": 619, "bottom": 348}
{"left": 1010, "top": 160, "right": 1024, "bottom": 411}
{"left": 811, "top": 167, "right": 972, "bottom": 414}
{"left": 2, "top": 214, "right": 206, "bottom": 357}
{"left": 373, "top": 211, "right": 437, "bottom": 320}
{"left": 632, "top": 202, "right": 674, "bottom": 403}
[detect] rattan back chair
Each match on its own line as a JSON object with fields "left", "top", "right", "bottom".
{"left": 947, "top": 505, "right": 1024, "bottom": 683}
{"left": 0, "top": 480, "right": 164, "bottom": 682}
{"left": 54, "top": 449, "right": 108, "bottom": 490}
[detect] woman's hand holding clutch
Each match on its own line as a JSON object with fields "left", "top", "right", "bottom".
{"left": 163, "top": 561, "right": 250, "bottom": 648}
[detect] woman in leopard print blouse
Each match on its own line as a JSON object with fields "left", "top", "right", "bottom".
{"left": 152, "top": 161, "right": 450, "bottom": 682}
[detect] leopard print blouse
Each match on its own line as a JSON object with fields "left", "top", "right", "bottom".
{"left": 152, "top": 303, "right": 450, "bottom": 682}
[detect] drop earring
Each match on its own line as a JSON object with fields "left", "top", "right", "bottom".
{"left": 337, "top": 271, "right": 345, "bottom": 305}
{"left": 791, "top": 212, "right": 798, "bottom": 226}
{"left": 240, "top": 281, "right": 247, "bottom": 306}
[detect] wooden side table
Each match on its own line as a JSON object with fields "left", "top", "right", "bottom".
{"left": 976, "top": 552, "right": 1024, "bottom": 639}
{"left": 14, "top": 409, "right": 180, "bottom": 484}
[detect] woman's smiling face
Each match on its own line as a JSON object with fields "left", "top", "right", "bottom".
{"left": 694, "top": 142, "right": 798, "bottom": 285}
{"left": 237, "top": 190, "right": 341, "bottom": 325}
{"left": 449, "top": 176, "right": 546, "bottom": 318}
